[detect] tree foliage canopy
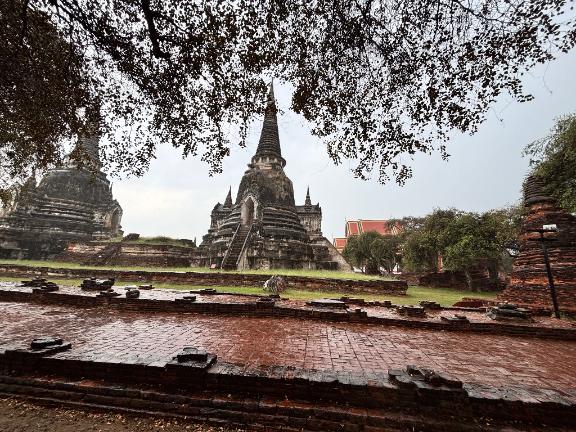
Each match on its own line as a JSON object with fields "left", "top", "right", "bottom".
{"left": 524, "top": 113, "right": 576, "bottom": 213}
{"left": 0, "top": 1, "right": 90, "bottom": 198}
{"left": 1, "top": 0, "right": 575, "bottom": 192}
{"left": 342, "top": 206, "right": 522, "bottom": 281}
{"left": 342, "top": 231, "right": 402, "bottom": 274}
{"left": 400, "top": 207, "right": 523, "bottom": 288}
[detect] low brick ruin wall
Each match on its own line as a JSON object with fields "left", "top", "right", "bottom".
{"left": 0, "top": 264, "right": 408, "bottom": 295}
{"left": 418, "top": 270, "right": 505, "bottom": 291}
{"left": 56, "top": 241, "right": 194, "bottom": 267}
{"left": 0, "top": 349, "right": 574, "bottom": 431}
{"left": 1, "top": 289, "right": 574, "bottom": 340}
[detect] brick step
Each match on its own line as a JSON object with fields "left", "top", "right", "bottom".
{"left": 0, "top": 377, "right": 535, "bottom": 432}
{"left": 31, "top": 201, "right": 95, "bottom": 214}
{"left": 28, "top": 211, "right": 94, "bottom": 222}
{"left": 220, "top": 225, "right": 252, "bottom": 270}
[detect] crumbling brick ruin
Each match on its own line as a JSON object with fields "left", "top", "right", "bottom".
{"left": 499, "top": 175, "right": 576, "bottom": 313}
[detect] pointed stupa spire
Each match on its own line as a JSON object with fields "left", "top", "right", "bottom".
{"left": 224, "top": 186, "right": 233, "bottom": 208}
{"left": 72, "top": 103, "right": 102, "bottom": 169}
{"left": 305, "top": 186, "right": 312, "bottom": 206}
{"left": 523, "top": 174, "right": 556, "bottom": 206}
{"left": 23, "top": 170, "right": 37, "bottom": 190}
{"left": 254, "top": 80, "right": 284, "bottom": 164}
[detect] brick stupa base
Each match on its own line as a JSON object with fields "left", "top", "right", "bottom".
{"left": 499, "top": 175, "right": 576, "bottom": 314}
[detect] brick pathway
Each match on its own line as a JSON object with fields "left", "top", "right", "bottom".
{"left": 1, "top": 302, "right": 575, "bottom": 391}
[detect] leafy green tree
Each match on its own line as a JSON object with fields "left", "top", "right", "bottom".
{"left": 343, "top": 231, "right": 401, "bottom": 274}
{"left": 399, "top": 206, "right": 522, "bottom": 289}
{"left": 442, "top": 213, "right": 501, "bottom": 290}
{"left": 342, "top": 235, "right": 362, "bottom": 271}
{"left": 400, "top": 209, "right": 460, "bottom": 272}
{"left": 400, "top": 230, "right": 438, "bottom": 273}
{"left": 385, "top": 217, "right": 425, "bottom": 232}
{"left": 370, "top": 235, "right": 402, "bottom": 274}
{"left": 524, "top": 114, "right": 576, "bottom": 212}
{"left": 343, "top": 231, "right": 378, "bottom": 274}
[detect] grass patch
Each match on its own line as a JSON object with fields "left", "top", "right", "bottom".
{"left": 0, "top": 259, "right": 383, "bottom": 280}
{"left": 223, "top": 268, "right": 386, "bottom": 280}
{"left": 0, "top": 259, "right": 197, "bottom": 273}
{"left": 0, "top": 276, "right": 498, "bottom": 307}
{"left": 103, "top": 236, "right": 196, "bottom": 248}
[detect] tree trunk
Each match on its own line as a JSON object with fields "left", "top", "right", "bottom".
{"left": 487, "top": 260, "right": 499, "bottom": 285}
{"left": 365, "top": 261, "right": 379, "bottom": 275}
{"left": 464, "top": 269, "right": 475, "bottom": 291}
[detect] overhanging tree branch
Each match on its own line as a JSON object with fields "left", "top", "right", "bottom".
{"left": 140, "top": 0, "right": 170, "bottom": 59}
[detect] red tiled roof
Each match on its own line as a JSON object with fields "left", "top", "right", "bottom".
{"left": 333, "top": 237, "right": 348, "bottom": 252}
{"left": 346, "top": 221, "right": 360, "bottom": 236}
{"left": 342, "top": 219, "right": 402, "bottom": 239}
{"left": 333, "top": 237, "right": 347, "bottom": 247}
{"left": 358, "top": 220, "right": 390, "bottom": 235}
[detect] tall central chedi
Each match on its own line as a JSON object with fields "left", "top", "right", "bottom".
{"left": 196, "top": 84, "right": 349, "bottom": 270}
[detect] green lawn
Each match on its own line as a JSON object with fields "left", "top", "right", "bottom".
{"left": 0, "top": 259, "right": 384, "bottom": 281}
{"left": 0, "top": 276, "right": 497, "bottom": 307}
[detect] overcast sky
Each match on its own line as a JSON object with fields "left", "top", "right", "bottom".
{"left": 112, "top": 50, "right": 576, "bottom": 243}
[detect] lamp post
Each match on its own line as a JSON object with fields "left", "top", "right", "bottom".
{"left": 527, "top": 225, "right": 560, "bottom": 319}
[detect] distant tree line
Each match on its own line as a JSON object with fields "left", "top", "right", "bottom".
{"left": 343, "top": 206, "right": 523, "bottom": 289}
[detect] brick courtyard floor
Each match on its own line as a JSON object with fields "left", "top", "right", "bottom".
{"left": 1, "top": 301, "right": 575, "bottom": 394}
{"left": 2, "top": 281, "right": 574, "bottom": 328}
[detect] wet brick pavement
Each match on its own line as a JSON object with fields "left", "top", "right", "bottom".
{"left": 0, "top": 281, "right": 576, "bottom": 329}
{"left": 1, "top": 301, "right": 575, "bottom": 391}
{"left": 3, "top": 281, "right": 575, "bottom": 328}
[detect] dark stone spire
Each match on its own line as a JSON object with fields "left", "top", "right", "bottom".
{"left": 254, "top": 81, "right": 283, "bottom": 160}
{"left": 72, "top": 105, "right": 102, "bottom": 169}
{"left": 224, "top": 186, "right": 233, "bottom": 208}
{"left": 23, "top": 171, "right": 37, "bottom": 190}
{"left": 77, "top": 133, "right": 101, "bottom": 167}
{"left": 305, "top": 186, "right": 312, "bottom": 206}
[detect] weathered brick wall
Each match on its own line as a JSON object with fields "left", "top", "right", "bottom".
{"left": 0, "top": 354, "right": 574, "bottom": 430}
{"left": 0, "top": 264, "right": 408, "bottom": 294}
{"left": 499, "top": 201, "right": 576, "bottom": 313}
{"left": 417, "top": 269, "right": 505, "bottom": 292}
{"left": 56, "top": 241, "right": 194, "bottom": 267}
{"left": 1, "top": 289, "right": 574, "bottom": 340}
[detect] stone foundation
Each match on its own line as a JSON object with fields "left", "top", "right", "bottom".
{"left": 1, "top": 286, "right": 574, "bottom": 339}
{"left": 0, "top": 263, "right": 407, "bottom": 294}
{"left": 1, "top": 287, "right": 575, "bottom": 431}
{"left": 56, "top": 241, "right": 195, "bottom": 267}
{"left": 418, "top": 270, "right": 505, "bottom": 292}
{"left": 0, "top": 344, "right": 574, "bottom": 431}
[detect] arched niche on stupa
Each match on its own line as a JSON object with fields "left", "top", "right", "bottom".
{"left": 241, "top": 197, "right": 256, "bottom": 226}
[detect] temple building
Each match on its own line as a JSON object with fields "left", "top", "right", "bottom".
{"left": 333, "top": 219, "right": 402, "bottom": 253}
{"left": 498, "top": 175, "right": 576, "bottom": 314}
{"left": 0, "top": 118, "right": 123, "bottom": 259}
{"left": 195, "top": 84, "right": 349, "bottom": 270}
